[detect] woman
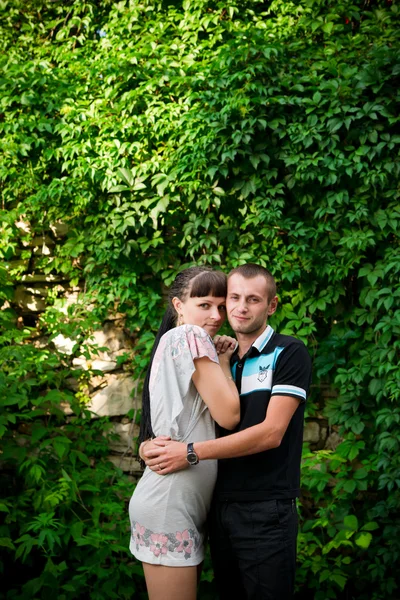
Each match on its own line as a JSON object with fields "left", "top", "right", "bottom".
{"left": 129, "top": 267, "right": 239, "bottom": 600}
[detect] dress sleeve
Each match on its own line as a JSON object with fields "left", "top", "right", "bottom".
{"left": 270, "top": 342, "right": 312, "bottom": 404}
{"left": 149, "top": 325, "right": 219, "bottom": 438}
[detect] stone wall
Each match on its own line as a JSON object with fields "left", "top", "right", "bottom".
{"left": 9, "top": 229, "right": 341, "bottom": 477}
{"left": 9, "top": 222, "right": 142, "bottom": 475}
{"left": 54, "top": 319, "right": 143, "bottom": 476}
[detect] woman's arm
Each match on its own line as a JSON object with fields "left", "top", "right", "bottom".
{"left": 192, "top": 342, "right": 240, "bottom": 430}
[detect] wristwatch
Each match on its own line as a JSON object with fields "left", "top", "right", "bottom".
{"left": 186, "top": 442, "right": 199, "bottom": 466}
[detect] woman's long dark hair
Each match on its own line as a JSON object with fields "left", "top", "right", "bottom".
{"left": 139, "top": 267, "right": 227, "bottom": 450}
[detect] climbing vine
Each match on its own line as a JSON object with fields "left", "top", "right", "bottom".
{"left": 1, "top": 0, "right": 399, "bottom": 598}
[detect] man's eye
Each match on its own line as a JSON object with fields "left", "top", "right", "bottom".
{"left": 229, "top": 296, "right": 239, "bottom": 300}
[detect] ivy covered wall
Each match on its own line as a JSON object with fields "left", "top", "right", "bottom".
{"left": 1, "top": 1, "right": 399, "bottom": 598}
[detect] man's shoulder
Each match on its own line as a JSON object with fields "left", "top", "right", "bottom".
{"left": 267, "top": 333, "right": 312, "bottom": 373}
{"left": 267, "top": 332, "right": 307, "bottom": 352}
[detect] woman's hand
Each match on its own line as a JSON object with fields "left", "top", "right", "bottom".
{"left": 213, "top": 335, "right": 238, "bottom": 358}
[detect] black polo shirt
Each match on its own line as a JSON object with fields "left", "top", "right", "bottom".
{"left": 214, "top": 325, "right": 312, "bottom": 501}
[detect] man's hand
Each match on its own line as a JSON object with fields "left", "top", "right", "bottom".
{"left": 139, "top": 435, "right": 170, "bottom": 461}
{"left": 144, "top": 439, "right": 188, "bottom": 475}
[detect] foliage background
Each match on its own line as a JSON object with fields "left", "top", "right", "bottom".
{"left": 1, "top": 0, "right": 399, "bottom": 598}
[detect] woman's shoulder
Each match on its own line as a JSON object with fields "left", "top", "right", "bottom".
{"left": 178, "top": 324, "right": 211, "bottom": 337}
{"left": 160, "top": 325, "right": 217, "bottom": 362}
{"left": 161, "top": 324, "right": 210, "bottom": 340}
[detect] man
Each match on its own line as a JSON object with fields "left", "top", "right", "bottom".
{"left": 143, "top": 264, "right": 312, "bottom": 599}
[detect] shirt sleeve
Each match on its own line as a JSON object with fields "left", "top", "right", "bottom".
{"left": 270, "top": 342, "right": 312, "bottom": 403}
{"left": 150, "top": 325, "right": 219, "bottom": 438}
{"left": 183, "top": 325, "right": 219, "bottom": 364}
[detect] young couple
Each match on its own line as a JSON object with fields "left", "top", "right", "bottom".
{"left": 129, "top": 264, "right": 312, "bottom": 600}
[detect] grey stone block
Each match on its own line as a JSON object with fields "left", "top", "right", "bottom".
{"left": 303, "top": 421, "right": 320, "bottom": 443}
{"left": 89, "top": 375, "right": 135, "bottom": 417}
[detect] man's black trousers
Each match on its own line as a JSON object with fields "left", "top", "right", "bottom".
{"left": 208, "top": 498, "right": 298, "bottom": 600}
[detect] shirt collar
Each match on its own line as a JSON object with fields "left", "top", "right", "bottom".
{"left": 232, "top": 325, "right": 274, "bottom": 364}
{"left": 252, "top": 325, "right": 274, "bottom": 352}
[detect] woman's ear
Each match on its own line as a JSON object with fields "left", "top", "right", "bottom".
{"left": 171, "top": 297, "right": 182, "bottom": 316}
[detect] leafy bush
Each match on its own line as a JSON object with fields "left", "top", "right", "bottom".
{"left": 0, "top": 285, "right": 145, "bottom": 599}
{"left": 1, "top": 0, "right": 399, "bottom": 598}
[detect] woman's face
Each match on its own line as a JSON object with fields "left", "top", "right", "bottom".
{"left": 173, "top": 295, "right": 226, "bottom": 337}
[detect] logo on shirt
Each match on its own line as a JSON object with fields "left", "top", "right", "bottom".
{"left": 258, "top": 366, "right": 269, "bottom": 382}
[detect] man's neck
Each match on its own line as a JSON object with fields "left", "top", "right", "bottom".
{"left": 236, "top": 325, "right": 268, "bottom": 359}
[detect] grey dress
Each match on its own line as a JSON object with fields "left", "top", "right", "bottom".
{"left": 129, "top": 324, "right": 218, "bottom": 566}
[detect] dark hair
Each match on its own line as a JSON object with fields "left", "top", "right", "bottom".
{"left": 228, "top": 263, "right": 277, "bottom": 301}
{"left": 139, "top": 267, "right": 227, "bottom": 453}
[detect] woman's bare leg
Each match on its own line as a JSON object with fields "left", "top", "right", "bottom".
{"left": 142, "top": 563, "right": 198, "bottom": 600}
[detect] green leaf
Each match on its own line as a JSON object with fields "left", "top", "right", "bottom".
{"left": 322, "top": 22, "right": 334, "bottom": 35}
{"left": 61, "top": 469, "right": 72, "bottom": 482}
{"left": 369, "top": 379, "right": 383, "bottom": 396}
{"left": 118, "top": 168, "right": 134, "bottom": 187}
{"left": 344, "top": 515, "right": 358, "bottom": 531}
{"left": 71, "top": 450, "right": 90, "bottom": 466}
{"left": 332, "top": 574, "right": 346, "bottom": 590}
{"left": 213, "top": 187, "right": 225, "bottom": 196}
{"left": 353, "top": 468, "right": 368, "bottom": 480}
{"left": 250, "top": 155, "right": 260, "bottom": 170}
{"left": 343, "top": 480, "right": 357, "bottom": 494}
{"left": 362, "top": 522, "right": 379, "bottom": 531}
{"left": 313, "top": 91, "right": 322, "bottom": 104}
{"left": 0, "top": 537, "right": 15, "bottom": 550}
{"left": 52, "top": 437, "right": 71, "bottom": 459}
{"left": 355, "top": 532, "right": 373, "bottom": 549}
{"left": 108, "top": 185, "right": 130, "bottom": 193}
{"left": 368, "top": 130, "right": 378, "bottom": 144}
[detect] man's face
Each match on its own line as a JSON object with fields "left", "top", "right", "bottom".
{"left": 227, "top": 274, "right": 277, "bottom": 336}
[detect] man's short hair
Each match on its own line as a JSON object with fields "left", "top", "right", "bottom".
{"left": 228, "top": 263, "right": 277, "bottom": 301}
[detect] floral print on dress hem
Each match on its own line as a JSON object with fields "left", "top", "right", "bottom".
{"left": 131, "top": 521, "right": 200, "bottom": 560}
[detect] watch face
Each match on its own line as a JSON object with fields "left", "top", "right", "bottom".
{"left": 187, "top": 452, "right": 199, "bottom": 465}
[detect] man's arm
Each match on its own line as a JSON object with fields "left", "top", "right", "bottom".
{"left": 144, "top": 395, "right": 300, "bottom": 474}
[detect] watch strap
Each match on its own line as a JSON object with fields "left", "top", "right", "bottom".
{"left": 186, "top": 442, "right": 199, "bottom": 465}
